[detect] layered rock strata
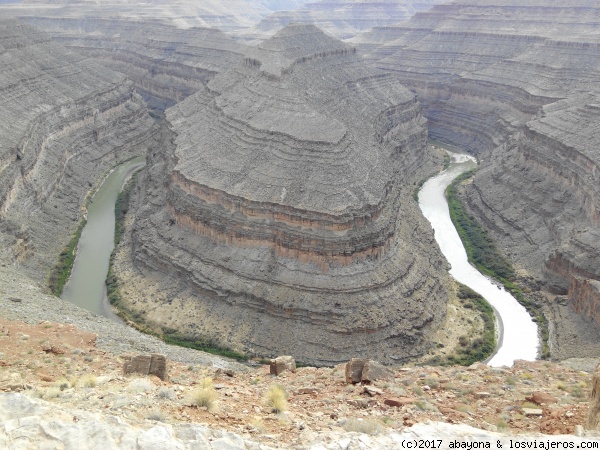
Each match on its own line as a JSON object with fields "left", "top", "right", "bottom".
{"left": 233, "top": 0, "right": 451, "bottom": 42}
{"left": 13, "top": 0, "right": 297, "bottom": 31}
{"left": 0, "top": 18, "right": 160, "bottom": 281}
{"left": 358, "top": 0, "right": 600, "bottom": 356}
{"left": 13, "top": 17, "right": 246, "bottom": 111}
{"left": 122, "top": 24, "right": 449, "bottom": 366}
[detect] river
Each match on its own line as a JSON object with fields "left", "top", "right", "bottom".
{"left": 61, "top": 156, "right": 145, "bottom": 318}
{"left": 418, "top": 150, "right": 539, "bottom": 367}
{"left": 62, "top": 151, "right": 537, "bottom": 366}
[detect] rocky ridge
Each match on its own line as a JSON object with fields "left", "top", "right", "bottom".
{"left": 116, "top": 24, "right": 451, "bottom": 366}
{"left": 12, "top": 0, "right": 302, "bottom": 31}
{"left": 233, "top": 0, "right": 451, "bottom": 42}
{"left": 356, "top": 0, "right": 600, "bottom": 358}
{"left": 12, "top": 17, "right": 247, "bottom": 111}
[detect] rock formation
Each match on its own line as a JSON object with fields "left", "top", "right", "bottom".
{"left": 12, "top": 0, "right": 298, "bottom": 31}
{"left": 10, "top": 17, "right": 247, "bottom": 110}
{"left": 358, "top": 0, "right": 600, "bottom": 357}
{"left": 117, "top": 24, "right": 450, "bottom": 366}
{"left": 233, "top": 0, "right": 451, "bottom": 42}
{"left": 0, "top": 17, "right": 160, "bottom": 281}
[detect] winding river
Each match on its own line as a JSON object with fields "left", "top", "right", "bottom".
{"left": 418, "top": 150, "right": 538, "bottom": 367}
{"left": 62, "top": 151, "right": 537, "bottom": 366}
{"left": 61, "top": 156, "right": 145, "bottom": 318}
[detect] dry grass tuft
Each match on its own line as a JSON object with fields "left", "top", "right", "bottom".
{"left": 265, "top": 385, "right": 288, "bottom": 414}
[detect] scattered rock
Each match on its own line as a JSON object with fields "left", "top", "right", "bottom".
{"left": 384, "top": 397, "right": 416, "bottom": 407}
{"left": 296, "top": 387, "right": 319, "bottom": 395}
{"left": 122, "top": 354, "right": 168, "bottom": 381}
{"left": 474, "top": 392, "right": 491, "bottom": 399}
{"left": 362, "top": 360, "right": 393, "bottom": 383}
{"left": 363, "top": 386, "right": 383, "bottom": 396}
{"left": 269, "top": 356, "right": 296, "bottom": 376}
{"left": 523, "top": 408, "right": 543, "bottom": 417}
{"left": 526, "top": 391, "right": 558, "bottom": 405}
{"left": 8, "top": 297, "right": 22, "bottom": 303}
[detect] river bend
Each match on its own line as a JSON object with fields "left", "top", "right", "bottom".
{"left": 61, "top": 156, "right": 145, "bottom": 318}
{"left": 418, "top": 151, "right": 538, "bottom": 367}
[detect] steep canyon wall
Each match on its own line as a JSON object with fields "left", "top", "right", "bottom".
{"left": 358, "top": 0, "right": 600, "bottom": 357}
{"left": 0, "top": 18, "right": 160, "bottom": 282}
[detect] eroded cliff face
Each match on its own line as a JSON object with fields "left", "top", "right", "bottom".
{"left": 359, "top": 0, "right": 600, "bottom": 356}
{"left": 119, "top": 24, "right": 450, "bottom": 366}
{"left": 12, "top": 17, "right": 247, "bottom": 111}
{"left": 0, "top": 18, "right": 160, "bottom": 281}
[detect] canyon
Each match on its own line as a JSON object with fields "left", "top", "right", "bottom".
{"left": 1, "top": 0, "right": 600, "bottom": 445}
{"left": 0, "top": 0, "right": 599, "bottom": 374}
{"left": 0, "top": 17, "right": 161, "bottom": 281}
{"left": 355, "top": 0, "right": 600, "bottom": 359}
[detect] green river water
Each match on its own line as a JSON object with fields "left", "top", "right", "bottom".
{"left": 61, "top": 156, "right": 145, "bottom": 318}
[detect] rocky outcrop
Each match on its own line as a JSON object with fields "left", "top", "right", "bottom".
{"left": 0, "top": 18, "right": 161, "bottom": 281}
{"left": 358, "top": 0, "right": 600, "bottom": 357}
{"left": 118, "top": 24, "right": 450, "bottom": 366}
{"left": 570, "top": 278, "right": 600, "bottom": 326}
{"left": 234, "top": 0, "right": 450, "bottom": 42}
{"left": 1, "top": 393, "right": 598, "bottom": 449}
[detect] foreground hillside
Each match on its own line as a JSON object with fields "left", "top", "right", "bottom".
{"left": 1, "top": 315, "right": 599, "bottom": 448}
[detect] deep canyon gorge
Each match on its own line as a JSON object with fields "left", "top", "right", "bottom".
{"left": 0, "top": 0, "right": 600, "bottom": 370}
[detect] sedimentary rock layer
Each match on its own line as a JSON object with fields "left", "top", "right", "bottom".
{"left": 233, "top": 0, "right": 451, "bottom": 41}
{"left": 0, "top": 18, "right": 160, "bottom": 281}
{"left": 124, "top": 24, "right": 449, "bottom": 366}
{"left": 14, "top": 0, "right": 298, "bottom": 30}
{"left": 10, "top": 17, "right": 247, "bottom": 111}
{"left": 359, "top": 0, "right": 600, "bottom": 354}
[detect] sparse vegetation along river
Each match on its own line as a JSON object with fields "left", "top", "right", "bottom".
{"left": 61, "top": 149, "right": 537, "bottom": 366}
{"left": 419, "top": 150, "right": 538, "bottom": 366}
{"left": 61, "top": 156, "right": 146, "bottom": 318}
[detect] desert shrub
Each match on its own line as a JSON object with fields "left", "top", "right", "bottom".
{"left": 190, "top": 387, "right": 218, "bottom": 411}
{"left": 127, "top": 378, "right": 154, "bottom": 393}
{"left": 342, "top": 418, "right": 383, "bottom": 435}
{"left": 265, "top": 385, "right": 288, "bottom": 414}
{"left": 79, "top": 374, "right": 97, "bottom": 388}
{"left": 157, "top": 387, "right": 176, "bottom": 400}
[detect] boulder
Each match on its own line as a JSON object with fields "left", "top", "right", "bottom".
{"left": 345, "top": 358, "right": 393, "bottom": 384}
{"left": 122, "top": 354, "right": 168, "bottom": 381}
{"left": 361, "top": 360, "right": 394, "bottom": 383}
{"left": 526, "top": 391, "right": 558, "bottom": 405}
{"left": 345, "top": 358, "right": 366, "bottom": 384}
{"left": 384, "top": 397, "right": 416, "bottom": 407}
{"left": 269, "top": 356, "right": 296, "bottom": 376}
